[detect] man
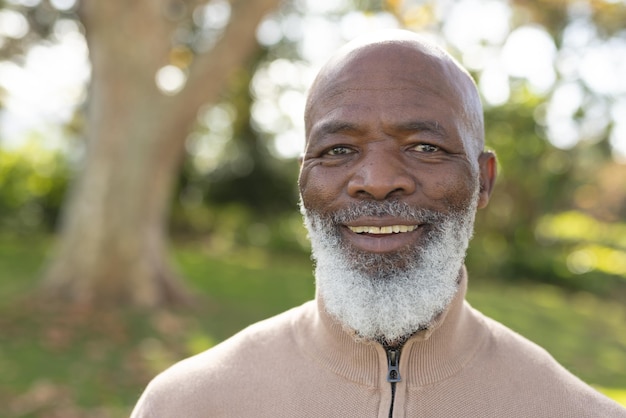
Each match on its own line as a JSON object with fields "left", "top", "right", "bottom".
{"left": 131, "top": 30, "right": 626, "bottom": 417}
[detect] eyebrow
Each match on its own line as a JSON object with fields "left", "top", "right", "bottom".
{"left": 313, "top": 121, "right": 362, "bottom": 138}
{"left": 313, "top": 119, "right": 448, "bottom": 140}
{"left": 394, "top": 120, "right": 447, "bottom": 138}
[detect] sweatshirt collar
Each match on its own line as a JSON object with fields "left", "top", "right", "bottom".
{"left": 293, "top": 266, "right": 487, "bottom": 388}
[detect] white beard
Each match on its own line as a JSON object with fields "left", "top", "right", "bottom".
{"left": 301, "top": 193, "right": 478, "bottom": 345}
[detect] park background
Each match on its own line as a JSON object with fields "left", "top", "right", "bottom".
{"left": 0, "top": 0, "right": 625, "bottom": 416}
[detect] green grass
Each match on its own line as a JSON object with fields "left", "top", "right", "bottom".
{"left": 0, "top": 236, "right": 624, "bottom": 417}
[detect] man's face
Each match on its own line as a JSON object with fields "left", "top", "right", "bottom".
{"left": 298, "top": 39, "right": 495, "bottom": 343}
{"left": 299, "top": 43, "right": 483, "bottom": 259}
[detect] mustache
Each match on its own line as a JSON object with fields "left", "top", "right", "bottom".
{"left": 301, "top": 199, "right": 448, "bottom": 225}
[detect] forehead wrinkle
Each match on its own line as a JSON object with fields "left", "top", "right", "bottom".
{"left": 308, "top": 85, "right": 454, "bottom": 146}
{"left": 307, "top": 84, "right": 450, "bottom": 141}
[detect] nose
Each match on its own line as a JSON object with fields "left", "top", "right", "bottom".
{"left": 347, "top": 151, "right": 416, "bottom": 200}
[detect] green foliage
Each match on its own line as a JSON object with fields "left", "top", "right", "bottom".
{"left": 537, "top": 211, "right": 626, "bottom": 267}
{"left": 465, "top": 83, "right": 626, "bottom": 297}
{"left": 170, "top": 202, "right": 309, "bottom": 254}
{"left": 0, "top": 142, "right": 70, "bottom": 232}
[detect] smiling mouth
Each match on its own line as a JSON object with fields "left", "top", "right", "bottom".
{"left": 347, "top": 225, "right": 418, "bottom": 234}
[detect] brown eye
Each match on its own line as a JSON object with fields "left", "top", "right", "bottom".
{"left": 327, "top": 146, "right": 353, "bottom": 156}
{"left": 413, "top": 144, "right": 439, "bottom": 153}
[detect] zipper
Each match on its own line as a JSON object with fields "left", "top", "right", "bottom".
{"left": 386, "top": 347, "right": 402, "bottom": 418}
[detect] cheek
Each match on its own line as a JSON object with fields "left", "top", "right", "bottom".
{"left": 421, "top": 167, "right": 478, "bottom": 208}
{"left": 299, "top": 165, "right": 346, "bottom": 212}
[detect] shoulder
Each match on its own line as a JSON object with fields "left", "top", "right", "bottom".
{"left": 131, "top": 301, "right": 315, "bottom": 418}
{"left": 468, "top": 306, "right": 626, "bottom": 417}
{"left": 474, "top": 308, "right": 572, "bottom": 372}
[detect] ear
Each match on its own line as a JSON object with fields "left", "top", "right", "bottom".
{"left": 477, "top": 150, "right": 497, "bottom": 209}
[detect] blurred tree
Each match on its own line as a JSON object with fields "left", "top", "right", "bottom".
{"left": 30, "top": 0, "right": 282, "bottom": 308}
{"left": 2, "top": 0, "right": 625, "bottom": 307}
{"left": 173, "top": 56, "right": 300, "bottom": 235}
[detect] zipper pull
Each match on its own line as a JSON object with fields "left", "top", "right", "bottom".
{"left": 386, "top": 348, "right": 402, "bottom": 383}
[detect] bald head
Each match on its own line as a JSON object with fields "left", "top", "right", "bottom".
{"left": 304, "top": 30, "right": 485, "bottom": 162}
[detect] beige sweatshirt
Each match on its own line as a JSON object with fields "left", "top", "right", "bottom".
{"left": 131, "top": 270, "right": 626, "bottom": 417}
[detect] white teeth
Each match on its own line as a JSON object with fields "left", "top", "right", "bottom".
{"left": 348, "top": 225, "right": 417, "bottom": 234}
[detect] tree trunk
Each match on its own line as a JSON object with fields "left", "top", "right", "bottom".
{"left": 41, "top": 0, "right": 281, "bottom": 308}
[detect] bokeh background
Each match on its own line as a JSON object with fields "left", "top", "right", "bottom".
{"left": 0, "top": 0, "right": 625, "bottom": 416}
